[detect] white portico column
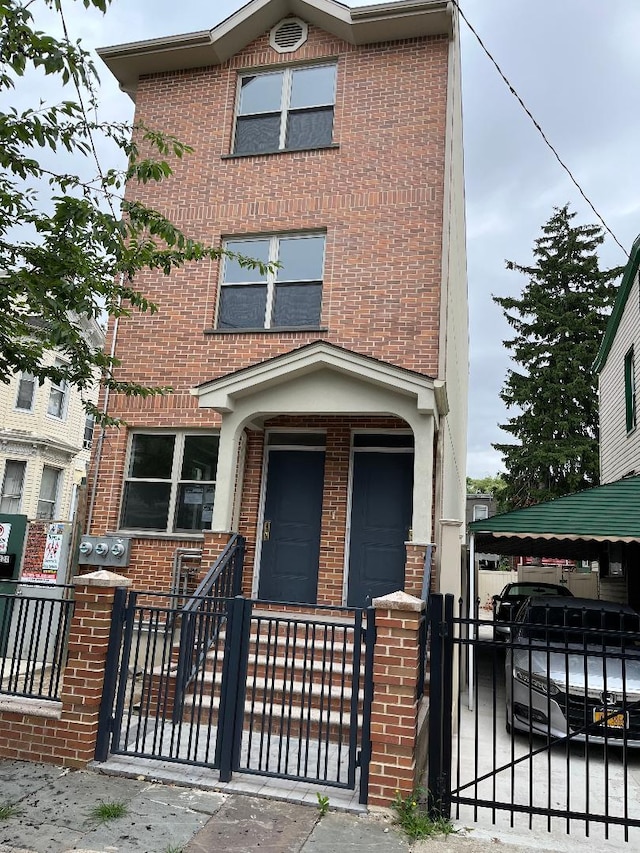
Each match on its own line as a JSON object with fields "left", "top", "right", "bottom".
{"left": 410, "top": 413, "right": 435, "bottom": 544}
{"left": 210, "top": 410, "right": 246, "bottom": 533}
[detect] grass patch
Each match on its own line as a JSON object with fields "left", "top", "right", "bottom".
{"left": 0, "top": 804, "right": 20, "bottom": 821}
{"left": 391, "top": 788, "right": 455, "bottom": 841}
{"left": 163, "top": 846, "right": 184, "bottom": 853}
{"left": 89, "top": 801, "right": 128, "bottom": 823}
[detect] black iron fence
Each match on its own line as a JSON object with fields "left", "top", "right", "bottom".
{"left": 427, "top": 593, "right": 640, "bottom": 843}
{"left": 0, "top": 582, "right": 74, "bottom": 701}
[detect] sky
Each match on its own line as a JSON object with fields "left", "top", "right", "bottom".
{"left": 17, "top": 0, "right": 640, "bottom": 477}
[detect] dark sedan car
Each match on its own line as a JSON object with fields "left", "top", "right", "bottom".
{"left": 492, "top": 581, "right": 573, "bottom": 639}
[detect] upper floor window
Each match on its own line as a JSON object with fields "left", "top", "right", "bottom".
{"left": 83, "top": 414, "right": 95, "bottom": 449}
{"left": 472, "top": 504, "right": 489, "bottom": 521}
{"left": 47, "top": 360, "right": 68, "bottom": 419}
{"left": 0, "top": 460, "right": 26, "bottom": 514}
{"left": 15, "top": 372, "right": 35, "bottom": 411}
{"left": 625, "top": 346, "right": 636, "bottom": 433}
{"left": 233, "top": 63, "right": 336, "bottom": 156}
{"left": 37, "top": 466, "right": 61, "bottom": 520}
{"left": 120, "top": 432, "right": 219, "bottom": 533}
{"left": 218, "top": 233, "right": 325, "bottom": 330}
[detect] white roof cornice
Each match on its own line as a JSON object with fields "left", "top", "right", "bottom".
{"left": 98, "top": 0, "right": 452, "bottom": 98}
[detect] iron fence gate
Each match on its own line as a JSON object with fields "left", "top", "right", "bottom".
{"left": 427, "top": 593, "right": 640, "bottom": 843}
{"left": 96, "top": 590, "right": 374, "bottom": 802}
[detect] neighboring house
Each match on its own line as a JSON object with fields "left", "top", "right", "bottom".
{"left": 594, "top": 233, "right": 640, "bottom": 483}
{"left": 465, "top": 492, "right": 499, "bottom": 570}
{"left": 90, "top": 0, "right": 468, "bottom": 606}
{"left": 0, "top": 317, "right": 104, "bottom": 523}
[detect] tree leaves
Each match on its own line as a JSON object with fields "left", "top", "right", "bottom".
{"left": 493, "top": 205, "right": 623, "bottom": 510}
{"left": 0, "top": 0, "right": 270, "bottom": 425}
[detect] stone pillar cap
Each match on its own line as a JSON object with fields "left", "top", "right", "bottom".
{"left": 371, "top": 590, "right": 425, "bottom": 611}
{"left": 72, "top": 569, "right": 132, "bottom": 588}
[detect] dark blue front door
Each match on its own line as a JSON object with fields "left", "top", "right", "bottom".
{"left": 347, "top": 452, "right": 413, "bottom": 607}
{"left": 258, "top": 450, "right": 325, "bottom": 604}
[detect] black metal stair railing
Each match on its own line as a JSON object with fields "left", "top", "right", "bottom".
{"left": 172, "top": 533, "right": 245, "bottom": 722}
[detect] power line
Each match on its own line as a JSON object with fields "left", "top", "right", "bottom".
{"left": 56, "top": 0, "right": 118, "bottom": 220}
{"left": 452, "top": 0, "right": 629, "bottom": 258}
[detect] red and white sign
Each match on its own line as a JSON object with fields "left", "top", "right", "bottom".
{"left": 0, "top": 522, "right": 11, "bottom": 555}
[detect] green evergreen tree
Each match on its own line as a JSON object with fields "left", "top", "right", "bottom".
{"left": 493, "top": 205, "right": 622, "bottom": 509}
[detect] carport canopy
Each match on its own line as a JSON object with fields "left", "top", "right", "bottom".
{"left": 468, "top": 476, "right": 640, "bottom": 561}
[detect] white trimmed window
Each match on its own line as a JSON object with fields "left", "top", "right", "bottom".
{"left": 47, "top": 360, "right": 68, "bottom": 419}
{"left": 218, "top": 233, "right": 324, "bottom": 330}
{"left": 15, "top": 372, "right": 36, "bottom": 411}
{"left": 120, "top": 432, "right": 219, "bottom": 533}
{"left": 0, "top": 460, "right": 26, "bottom": 513}
{"left": 472, "top": 504, "right": 489, "bottom": 521}
{"left": 83, "top": 414, "right": 95, "bottom": 449}
{"left": 233, "top": 63, "right": 336, "bottom": 155}
{"left": 37, "top": 466, "right": 61, "bottom": 520}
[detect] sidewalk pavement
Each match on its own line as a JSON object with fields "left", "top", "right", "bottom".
{"left": 0, "top": 760, "right": 629, "bottom": 853}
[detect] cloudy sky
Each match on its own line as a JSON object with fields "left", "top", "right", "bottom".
{"left": 20, "top": 0, "right": 640, "bottom": 477}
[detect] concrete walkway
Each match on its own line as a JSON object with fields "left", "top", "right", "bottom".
{"left": 0, "top": 760, "right": 633, "bottom": 853}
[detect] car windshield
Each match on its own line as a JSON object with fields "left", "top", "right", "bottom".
{"left": 519, "top": 604, "right": 640, "bottom": 645}
{"left": 504, "top": 584, "right": 569, "bottom": 598}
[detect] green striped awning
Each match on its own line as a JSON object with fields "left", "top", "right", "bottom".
{"left": 468, "top": 476, "right": 640, "bottom": 558}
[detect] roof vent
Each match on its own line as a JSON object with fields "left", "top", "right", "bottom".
{"left": 270, "top": 17, "right": 308, "bottom": 54}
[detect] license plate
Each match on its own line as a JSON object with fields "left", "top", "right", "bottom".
{"left": 594, "top": 708, "right": 627, "bottom": 729}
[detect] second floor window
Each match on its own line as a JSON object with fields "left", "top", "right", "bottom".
{"left": 83, "top": 414, "right": 95, "bottom": 449}
{"left": 15, "top": 372, "right": 35, "bottom": 411}
{"left": 233, "top": 63, "right": 336, "bottom": 156}
{"left": 625, "top": 346, "right": 636, "bottom": 433}
{"left": 218, "top": 233, "right": 325, "bottom": 330}
{"left": 47, "top": 361, "right": 68, "bottom": 419}
{"left": 0, "top": 460, "right": 26, "bottom": 514}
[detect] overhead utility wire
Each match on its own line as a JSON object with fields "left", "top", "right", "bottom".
{"left": 452, "top": 0, "right": 628, "bottom": 258}
{"left": 57, "top": 0, "right": 118, "bottom": 220}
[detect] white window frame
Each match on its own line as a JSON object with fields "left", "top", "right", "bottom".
{"left": 232, "top": 62, "right": 337, "bottom": 155}
{"left": 120, "top": 430, "right": 219, "bottom": 534}
{"left": 47, "top": 360, "right": 68, "bottom": 420}
{"left": 15, "top": 371, "right": 36, "bottom": 412}
{"left": 218, "top": 232, "right": 325, "bottom": 330}
{"left": 472, "top": 504, "right": 489, "bottom": 521}
{"left": 0, "top": 460, "right": 26, "bottom": 514}
{"left": 36, "top": 465, "right": 61, "bottom": 520}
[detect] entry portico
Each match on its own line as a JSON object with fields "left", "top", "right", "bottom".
{"left": 192, "top": 342, "right": 448, "bottom": 606}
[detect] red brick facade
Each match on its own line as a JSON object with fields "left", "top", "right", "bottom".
{"left": 89, "top": 21, "right": 450, "bottom": 602}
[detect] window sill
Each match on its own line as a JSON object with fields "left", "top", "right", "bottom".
{"left": 113, "top": 530, "right": 206, "bottom": 541}
{"left": 205, "top": 327, "right": 328, "bottom": 336}
{"left": 221, "top": 144, "right": 339, "bottom": 161}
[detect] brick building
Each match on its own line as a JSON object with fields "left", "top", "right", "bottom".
{"left": 91, "top": 0, "right": 468, "bottom": 606}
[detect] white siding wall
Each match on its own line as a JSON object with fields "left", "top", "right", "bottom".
{"left": 599, "top": 272, "right": 640, "bottom": 482}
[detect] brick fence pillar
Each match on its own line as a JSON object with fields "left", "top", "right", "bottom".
{"left": 367, "top": 590, "right": 425, "bottom": 807}
{"left": 57, "top": 569, "right": 132, "bottom": 766}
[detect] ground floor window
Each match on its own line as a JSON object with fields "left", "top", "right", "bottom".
{"left": 0, "top": 460, "right": 26, "bottom": 513}
{"left": 37, "top": 466, "right": 61, "bottom": 520}
{"left": 120, "top": 431, "right": 220, "bottom": 533}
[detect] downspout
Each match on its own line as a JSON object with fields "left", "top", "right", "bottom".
{"left": 86, "top": 287, "right": 121, "bottom": 531}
